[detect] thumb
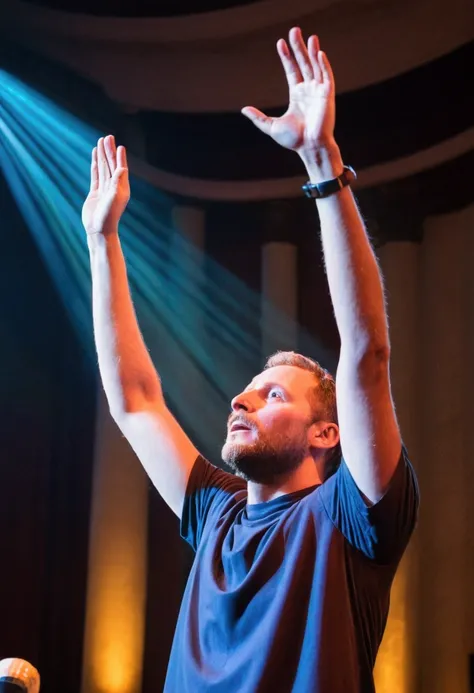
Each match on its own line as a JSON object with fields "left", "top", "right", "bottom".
{"left": 241, "top": 107, "right": 273, "bottom": 135}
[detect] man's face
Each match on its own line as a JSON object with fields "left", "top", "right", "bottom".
{"left": 221, "top": 365, "right": 317, "bottom": 485}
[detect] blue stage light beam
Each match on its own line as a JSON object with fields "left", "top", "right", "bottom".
{"left": 0, "top": 69, "right": 334, "bottom": 459}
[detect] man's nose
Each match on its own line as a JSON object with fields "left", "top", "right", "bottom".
{"left": 231, "top": 391, "right": 256, "bottom": 413}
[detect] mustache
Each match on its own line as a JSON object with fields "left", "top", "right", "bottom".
{"left": 227, "top": 413, "right": 256, "bottom": 431}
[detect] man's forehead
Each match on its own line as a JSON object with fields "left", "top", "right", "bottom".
{"left": 245, "top": 365, "right": 313, "bottom": 391}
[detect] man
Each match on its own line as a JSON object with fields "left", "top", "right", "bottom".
{"left": 82, "top": 28, "right": 418, "bottom": 693}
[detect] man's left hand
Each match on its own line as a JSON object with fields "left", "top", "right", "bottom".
{"left": 242, "top": 27, "right": 336, "bottom": 160}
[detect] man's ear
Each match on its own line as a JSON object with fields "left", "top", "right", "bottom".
{"left": 307, "top": 421, "right": 340, "bottom": 451}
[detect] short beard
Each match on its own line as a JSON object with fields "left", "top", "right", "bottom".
{"left": 221, "top": 430, "right": 308, "bottom": 485}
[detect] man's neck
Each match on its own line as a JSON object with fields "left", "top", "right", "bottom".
{"left": 247, "top": 456, "right": 323, "bottom": 505}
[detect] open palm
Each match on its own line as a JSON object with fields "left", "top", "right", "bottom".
{"left": 82, "top": 135, "right": 130, "bottom": 235}
{"left": 242, "top": 28, "right": 335, "bottom": 155}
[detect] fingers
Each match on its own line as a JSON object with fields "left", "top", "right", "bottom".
{"left": 277, "top": 38, "right": 303, "bottom": 88}
{"left": 278, "top": 28, "right": 328, "bottom": 86}
{"left": 241, "top": 107, "right": 273, "bottom": 136}
{"left": 97, "top": 137, "right": 110, "bottom": 189}
{"left": 89, "top": 147, "right": 98, "bottom": 193}
{"left": 308, "top": 35, "right": 322, "bottom": 83}
{"left": 319, "top": 50, "right": 335, "bottom": 92}
{"left": 104, "top": 134, "right": 117, "bottom": 172}
{"left": 288, "top": 27, "right": 314, "bottom": 82}
{"left": 116, "top": 145, "right": 128, "bottom": 171}
{"left": 96, "top": 136, "right": 126, "bottom": 189}
{"left": 112, "top": 146, "right": 129, "bottom": 184}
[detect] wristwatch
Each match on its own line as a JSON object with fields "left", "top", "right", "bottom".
{"left": 302, "top": 165, "right": 357, "bottom": 199}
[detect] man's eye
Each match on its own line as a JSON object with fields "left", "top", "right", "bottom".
{"left": 269, "top": 390, "right": 282, "bottom": 399}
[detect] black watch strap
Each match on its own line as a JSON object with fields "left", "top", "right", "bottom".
{"left": 302, "top": 165, "right": 357, "bottom": 199}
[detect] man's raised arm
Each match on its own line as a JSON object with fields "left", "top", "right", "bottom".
{"left": 243, "top": 28, "right": 401, "bottom": 503}
{"left": 83, "top": 136, "right": 199, "bottom": 518}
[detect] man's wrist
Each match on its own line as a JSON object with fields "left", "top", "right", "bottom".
{"left": 87, "top": 226, "right": 119, "bottom": 252}
{"left": 298, "top": 140, "right": 344, "bottom": 184}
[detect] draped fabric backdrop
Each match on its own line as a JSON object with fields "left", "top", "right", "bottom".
{"left": 0, "top": 170, "right": 96, "bottom": 688}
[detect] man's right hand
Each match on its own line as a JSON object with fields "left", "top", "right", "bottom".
{"left": 82, "top": 135, "right": 130, "bottom": 235}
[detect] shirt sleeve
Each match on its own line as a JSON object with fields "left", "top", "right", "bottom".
{"left": 319, "top": 445, "right": 419, "bottom": 564}
{"left": 180, "top": 455, "right": 247, "bottom": 552}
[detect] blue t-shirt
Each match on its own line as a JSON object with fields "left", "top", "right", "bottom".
{"left": 164, "top": 448, "right": 419, "bottom": 693}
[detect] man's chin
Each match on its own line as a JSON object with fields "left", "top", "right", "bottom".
{"left": 221, "top": 444, "right": 280, "bottom": 484}
{"left": 222, "top": 440, "right": 248, "bottom": 459}
{"left": 221, "top": 440, "right": 307, "bottom": 485}
{"left": 222, "top": 441, "right": 256, "bottom": 477}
